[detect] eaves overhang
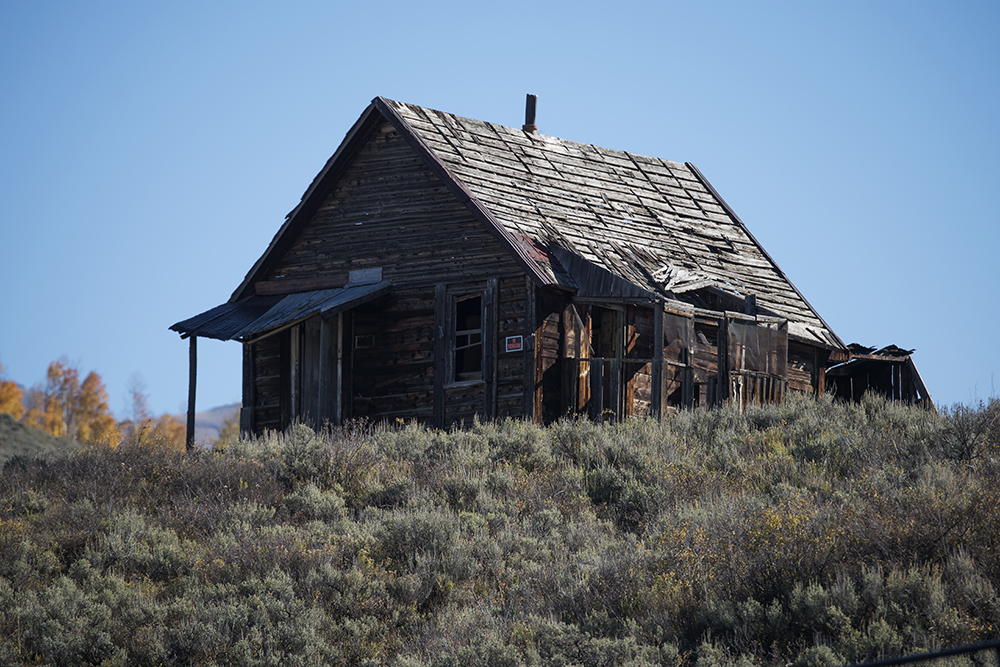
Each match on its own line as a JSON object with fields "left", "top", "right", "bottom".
{"left": 171, "top": 281, "right": 390, "bottom": 343}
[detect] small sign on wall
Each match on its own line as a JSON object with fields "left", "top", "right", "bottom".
{"left": 505, "top": 335, "right": 523, "bottom": 353}
{"left": 504, "top": 336, "right": 524, "bottom": 352}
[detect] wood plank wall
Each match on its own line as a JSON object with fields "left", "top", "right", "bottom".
{"left": 337, "top": 275, "right": 533, "bottom": 427}
{"left": 352, "top": 286, "right": 435, "bottom": 423}
{"left": 497, "top": 276, "right": 529, "bottom": 419}
{"left": 787, "top": 341, "right": 819, "bottom": 394}
{"left": 242, "top": 120, "right": 537, "bottom": 431}
{"left": 246, "top": 332, "right": 287, "bottom": 433}
{"left": 266, "top": 122, "right": 527, "bottom": 291}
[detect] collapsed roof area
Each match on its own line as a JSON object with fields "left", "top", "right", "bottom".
{"left": 827, "top": 344, "right": 933, "bottom": 408}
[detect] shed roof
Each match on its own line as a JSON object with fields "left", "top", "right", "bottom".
{"left": 219, "top": 97, "right": 845, "bottom": 350}
{"left": 171, "top": 281, "right": 389, "bottom": 341}
{"left": 170, "top": 295, "right": 281, "bottom": 341}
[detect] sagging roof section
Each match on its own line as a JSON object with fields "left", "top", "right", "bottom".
{"left": 222, "top": 96, "right": 845, "bottom": 350}
{"left": 238, "top": 280, "right": 390, "bottom": 341}
{"left": 377, "top": 98, "right": 842, "bottom": 350}
{"left": 170, "top": 295, "right": 282, "bottom": 341}
{"left": 171, "top": 281, "right": 390, "bottom": 342}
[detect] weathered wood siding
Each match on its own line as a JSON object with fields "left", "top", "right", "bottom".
{"left": 625, "top": 305, "right": 655, "bottom": 417}
{"left": 244, "top": 121, "right": 533, "bottom": 430}
{"left": 351, "top": 287, "right": 435, "bottom": 423}
{"left": 242, "top": 331, "right": 289, "bottom": 433}
{"left": 536, "top": 288, "right": 565, "bottom": 424}
{"left": 262, "top": 121, "right": 526, "bottom": 290}
{"left": 693, "top": 318, "right": 720, "bottom": 407}
{"left": 496, "top": 276, "right": 528, "bottom": 418}
{"left": 788, "top": 341, "right": 821, "bottom": 395}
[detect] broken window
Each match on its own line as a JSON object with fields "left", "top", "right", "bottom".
{"left": 727, "top": 318, "right": 788, "bottom": 406}
{"left": 453, "top": 295, "right": 483, "bottom": 382}
{"left": 662, "top": 309, "right": 694, "bottom": 408}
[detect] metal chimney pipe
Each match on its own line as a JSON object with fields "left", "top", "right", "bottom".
{"left": 523, "top": 94, "right": 538, "bottom": 133}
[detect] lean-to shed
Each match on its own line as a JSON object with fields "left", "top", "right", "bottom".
{"left": 172, "top": 95, "right": 920, "bottom": 439}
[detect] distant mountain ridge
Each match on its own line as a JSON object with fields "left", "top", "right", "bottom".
{"left": 193, "top": 403, "right": 240, "bottom": 446}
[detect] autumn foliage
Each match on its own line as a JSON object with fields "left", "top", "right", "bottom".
{"left": 22, "top": 360, "right": 119, "bottom": 447}
{"left": 2, "top": 359, "right": 185, "bottom": 451}
{"left": 0, "top": 364, "right": 24, "bottom": 421}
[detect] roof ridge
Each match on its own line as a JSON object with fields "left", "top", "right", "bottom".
{"left": 374, "top": 97, "right": 557, "bottom": 287}
{"left": 225, "top": 96, "right": 843, "bottom": 350}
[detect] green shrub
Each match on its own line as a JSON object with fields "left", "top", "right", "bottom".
{"left": 283, "top": 483, "right": 347, "bottom": 522}
{"left": 2, "top": 398, "right": 999, "bottom": 665}
{"left": 88, "top": 511, "right": 194, "bottom": 581}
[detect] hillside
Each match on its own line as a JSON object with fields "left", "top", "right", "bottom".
{"left": 193, "top": 402, "right": 240, "bottom": 445}
{"left": 0, "top": 412, "right": 81, "bottom": 462}
{"left": 1, "top": 395, "right": 999, "bottom": 666}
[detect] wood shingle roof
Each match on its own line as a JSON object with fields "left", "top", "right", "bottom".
{"left": 378, "top": 98, "right": 842, "bottom": 349}
{"left": 226, "top": 96, "right": 843, "bottom": 350}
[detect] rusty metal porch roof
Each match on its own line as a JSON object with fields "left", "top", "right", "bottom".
{"left": 171, "top": 281, "right": 390, "bottom": 342}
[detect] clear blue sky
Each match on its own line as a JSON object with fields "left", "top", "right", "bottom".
{"left": 2, "top": 1, "right": 998, "bottom": 417}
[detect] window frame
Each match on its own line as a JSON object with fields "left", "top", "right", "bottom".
{"left": 449, "top": 292, "right": 485, "bottom": 385}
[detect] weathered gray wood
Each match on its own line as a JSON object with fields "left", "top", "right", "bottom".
{"left": 609, "top": 357, "right": 621, "bottom": 420}
{"left": 255, "top": 273, "right": 348, "bottom": 295}
{"left": 433, "top": 284, "right": 447, "bottom": 428}
{"left": 651, "top": 303, "right": 663, "bottom": 419}
{"left": 186, "top": 336, "right": 197, "bottom": 452}
{"left": 484, "top": 278, "right": 498, "bottom": 419}
{"left": 278, "top": 330, "right": 291, "bottom": 430}
{"left": 209, "top": 97, "right": 855, "bottom": 433}
{"left": 241, "top": 343, "right": 254, "bottom": 433}
{"left": 334, "top": 313, "right": 343, "bottom": 425}
{"left": 717, "top": 316, "right": 729, "bottom": 404}
{"left": 590, "top": 360, "right": 604, "bottom": 422}
{"left": 523, "top": 277, "right": 536, "bottom": 420}
{"left": 318, "top": 315, "right": 332, "bottom": 426}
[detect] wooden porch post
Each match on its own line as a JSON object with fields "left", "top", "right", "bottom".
{"left": 318, "top": 316, "right": 332, "bottom": 426}
{"left": 717, "top": 316, "right": 730, "bottom": 404}
{"left": 240, "top": 343, "right": 255, "bottom": 434}
{"left": 651, "top": 303, "right": 664, "bottom": 419}
{"left": 523, "top": 278, "right": 537, "bottom": 421}
{"left": 186, "top": 336, "right": 197, "bottom": 452}
{"left": 433, "top": 283, "right": 447, "bottom": 428}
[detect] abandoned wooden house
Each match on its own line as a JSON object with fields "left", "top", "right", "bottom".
{"left": 171, "top": 95, "right": 930, "bottom": 440}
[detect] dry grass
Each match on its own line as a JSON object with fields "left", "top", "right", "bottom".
{"left": 1, "top": 395, "right": 999, "bottom": 666}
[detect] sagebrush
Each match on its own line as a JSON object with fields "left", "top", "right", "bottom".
{"left": 2, "top": 394, "right": 1000, "bottom": 666}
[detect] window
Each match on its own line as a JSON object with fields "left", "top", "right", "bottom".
{"left": 453, "top": 295, "right": 483, "bottom": 382}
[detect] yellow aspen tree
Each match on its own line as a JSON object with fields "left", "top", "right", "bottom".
{"left": 76, "top": 371, "right": 120, "bottom": 448}
{"left": 25, "top": 360, "right": 119, "bottom": 445}
{"left": 25, "top": 360, "right": 79, "bottom": 438}
{"left": 0, "top": 363, "right": 25, "bottom": 420}
{"left": 151, "top": 413, "right": 186, "bottom": 452}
